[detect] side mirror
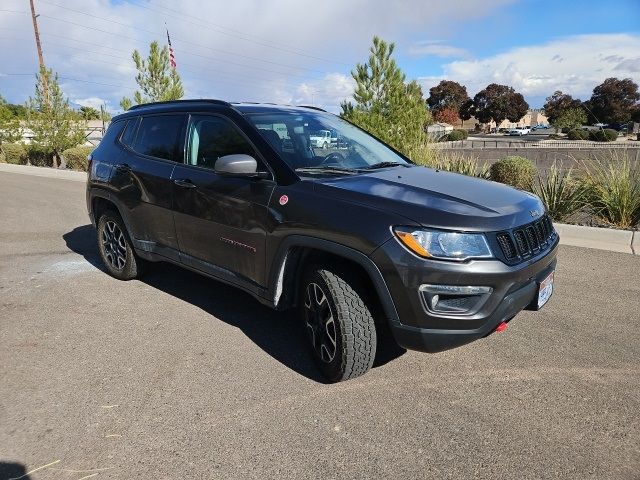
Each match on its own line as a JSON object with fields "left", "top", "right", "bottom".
{"left": 214, "top": 154, "right": 269, "bottom": 179}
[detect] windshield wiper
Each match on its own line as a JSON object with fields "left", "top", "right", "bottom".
{"left": 364, "top": 161, "right": 408, "bottom": 170}
{"left": 295, "top": 166, "right": 361, "bottom": 175}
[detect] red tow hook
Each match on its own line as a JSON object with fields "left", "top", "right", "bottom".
{"left": 495, "top": 322, "right": 508, "bottom": 333}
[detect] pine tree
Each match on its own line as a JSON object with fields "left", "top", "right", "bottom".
{"left": 25, "top": 66, "right": 86, "bottom": 168}
{"left": 341, "top": 36, "right": 431, "bottom": 157}
{"left": 120, "top": 41, "right": 184, "bottom": 110}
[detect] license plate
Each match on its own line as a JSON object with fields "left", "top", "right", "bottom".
{"left": 537, "top": 271, "right": 554, "bottom": 309}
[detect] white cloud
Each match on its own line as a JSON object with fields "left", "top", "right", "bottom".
{"left": 419, "top": 33, "right": 640, "bottom": 104}
{"left": 409, "top": 41, "right": 469, "bottom": 58}
{"left": 0, "top": 0, "right": 513, "bottom": 113}
{"left": 72, "top": 97, "right": 108, "bottom": 110}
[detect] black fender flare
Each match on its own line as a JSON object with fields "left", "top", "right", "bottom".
{"left": 89, "top": 188, "right": 135, "bottom": 239}
{"left": 268, "top": 235, "right": 399, "bottom": 324}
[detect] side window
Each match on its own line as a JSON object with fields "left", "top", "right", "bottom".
{"left": 120, "top": 117, "right": 139, "bottom": 148}
{"left": 187, "top": 116, "right": 261, "bottom": 170}
{"left": 133, "top": 114, "right": 184, "bottom": 161}
{"left": 97, "top": 119, "right": 125, "bottom": 147}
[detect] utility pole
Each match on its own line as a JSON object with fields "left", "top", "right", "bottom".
{"left": 29, "top": 0, "right": 48, "bottom": 101}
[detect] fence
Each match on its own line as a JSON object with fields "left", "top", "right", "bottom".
{"left": 434, "top": 140, "right": 638, "bottom": 149}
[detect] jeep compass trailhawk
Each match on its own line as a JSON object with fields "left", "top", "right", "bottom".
{"left": 87, "top": 100, "right": 558, "bottom": 382}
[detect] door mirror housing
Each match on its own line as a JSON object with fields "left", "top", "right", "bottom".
{"left": 214, "top": 154, "right": 269, "bottom": 179}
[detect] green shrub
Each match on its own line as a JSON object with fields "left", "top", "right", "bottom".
{"left": 26, "top": 144, "right": 52, "bottom": 167}
{"left": 580, "top": 152, "right": 640, "bottom": 228}
{"left": 446, "top": 129, "right": 468, "bottom": 141}
{"left": 0, "top": 143, "right": 27, "bottom": 164}
{"left": 489, "top": 156, "right": 537, "bottom": 191}
{"left": 533, "top": 163, "right": 585, "bottom": 221}
{"left": 589, "top": 128, "right": 618, "bottom": 142}
{"left": 62, "top": 146, "right": 94, "bottom": 171}
{"left": 567, "top": 129, "right": 589, "bottom": 140}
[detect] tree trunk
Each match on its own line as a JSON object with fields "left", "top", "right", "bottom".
{"left": 52, "top": 152, "right": 58, "bottom": 169}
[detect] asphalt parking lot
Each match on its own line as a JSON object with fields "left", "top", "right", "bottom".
{"left": 1, "top": 169, "right": 639, "bottom": 479}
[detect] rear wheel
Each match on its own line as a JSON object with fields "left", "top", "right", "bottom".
{"left": 300, "top": 266, "right": 376, "bottom": 382}
{"left": 97, "top": 211, "right": 143, "bottom": 280}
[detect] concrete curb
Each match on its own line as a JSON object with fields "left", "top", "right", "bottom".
{"left": 554, "top": 222, "right": 637, "bottom": 255}
{"left": 0, "top": 163, "right": 87, "bottom": 182}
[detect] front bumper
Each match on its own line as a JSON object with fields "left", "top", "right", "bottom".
{"left": 371, "top": 235, "right": 559, "bottom": 353}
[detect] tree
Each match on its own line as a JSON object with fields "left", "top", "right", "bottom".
{"left": 120, "top": 40, "right": 184, "bottom": 110}
{"left": 543, "top": 91, "right": 582, "bottom": 124}
{"left": 340, "top": 36, "right": 431, "bottom": 156}
{"left": 587, "top": 77, "right": 640, "bottom": 125}
{"left": 79, "top": 106, "right": 100, "bottom": 120}
{"left": 472, "top": 83, "right": 529, "bottom": 127}
{"left": 426, "top": 80, "right": 469, "bottom": 115}
{"left": 434, "top": 107, "right": 459, "bottom": 125}
{"left": 25, "top": 66, "right": 86, "bottom": 168}
{"left": 0, "top": 95, "right": 23, "bottom": 144}
{"left": 552, "top": 107, "right": 587, "bottom": 131}
{"left": 459, "top": 98, "right": 474, "bottom": 127}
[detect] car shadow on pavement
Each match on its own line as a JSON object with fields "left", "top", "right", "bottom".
{"left": 0, "top": 461, "right": 30, "bottom": 480}
{"left": 64, "top": 225, "right": 405, "bottom": 383}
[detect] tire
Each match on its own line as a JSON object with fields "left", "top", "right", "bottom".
{"left": 96, "top": 210, "right": 143, "bottom": 280}
{"left": 300, "top": 266, "right": 376, "bottom": 382}
{"left": 322, "top": 142, "right": 328, "bottom": 149}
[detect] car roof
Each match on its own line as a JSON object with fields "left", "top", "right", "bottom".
{"left": 114, "top": 99, "right": 328, "bottom": 120}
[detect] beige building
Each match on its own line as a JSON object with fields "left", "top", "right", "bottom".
{"left": 455, "top": 109, "right": 549, "bottom": 131}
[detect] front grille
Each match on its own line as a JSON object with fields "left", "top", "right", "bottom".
{"left": 495, "top": 215, "right": 556, "bottom": 264}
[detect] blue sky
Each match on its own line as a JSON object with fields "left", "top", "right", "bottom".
{"left": 1, "top": 0, "right": 639, "bottom": 112}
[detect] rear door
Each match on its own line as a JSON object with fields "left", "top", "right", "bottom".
{"left": 110, "top": 113, "right": 186, "bottom": 260}
{"left": 171, "top": 114, "right": 275, "bottom": 287}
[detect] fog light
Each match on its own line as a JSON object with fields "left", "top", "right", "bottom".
{"left": 431, "top": 295, "right": 439, "bottom": 309}
{"left": 419, "top": 284, "right": 492, "bottom": 315}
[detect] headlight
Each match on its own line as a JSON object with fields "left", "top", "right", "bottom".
{"left": 393, "top": 227, "right": 493, "bottom": 261}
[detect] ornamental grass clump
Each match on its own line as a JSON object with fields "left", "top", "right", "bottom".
{"left": 533, "top": 162, "right": 585, "bottom": 221}
{"left": 580, "top": 152, "right": 640, "bottom": 229}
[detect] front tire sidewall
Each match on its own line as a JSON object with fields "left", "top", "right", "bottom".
{"left": 97, "top": 212, "right": 140, "bottom": 280}
{"left": 301, "top": 267, "right": 376, "bottom": 382}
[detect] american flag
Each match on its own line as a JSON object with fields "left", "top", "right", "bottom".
{"left": 166, "top": 28, "right": 177, "bottom": 69}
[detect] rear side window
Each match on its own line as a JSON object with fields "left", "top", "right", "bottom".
{"left": 98, "top": 119, "right": 126, "bottom": 147}
{"left": 133, "top": 114, "right": 184, "bottom": 161}
{"left": 120, "top": 117, "right": 139, "bottom": 148}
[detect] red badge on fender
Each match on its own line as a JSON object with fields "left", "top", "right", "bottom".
{"left": 279, "top": 195, "right": 289, "bottom": 206}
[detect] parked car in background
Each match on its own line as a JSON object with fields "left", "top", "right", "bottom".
{"left": 309, "top": 129, "right": 332, "bottom": 149}
{"left": 532, "top": 125, "right": 549, "bottom": 130}
{"left": 508, "top": 127, "right": 531, "bottom": 136}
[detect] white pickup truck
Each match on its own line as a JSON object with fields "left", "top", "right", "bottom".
{"left": 309, "top": 130, "right": 332, "bottom": 149}
{"left": 508, "top": 126, "right": 531, "bottom": 136}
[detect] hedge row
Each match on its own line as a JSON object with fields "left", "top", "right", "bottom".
{"left": 566, "top": 128, "right": 618, "bottom": 142}
{"left": 0, "top": 143, "right": 93, "bottom": 170}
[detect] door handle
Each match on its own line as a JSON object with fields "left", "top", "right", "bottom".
{"left": 174, "top": 178, "right": 197, "bottom": 188}
{"left": 115, "top": 163, "right": 131, "bottom": 172}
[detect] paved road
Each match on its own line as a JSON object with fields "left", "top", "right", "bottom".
{"left": 1, "top": 170, "right": 639, "bottom": 480}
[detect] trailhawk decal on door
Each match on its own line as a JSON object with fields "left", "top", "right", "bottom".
{"left": 220, "top": 237, "right": 257, "bottom": 253}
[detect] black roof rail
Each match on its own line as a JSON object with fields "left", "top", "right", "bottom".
{"left": 297, "top": 105, "right": 327, "bottom": 112}
{"left": 128, "top": 99, "right": 232, "bottom": 111}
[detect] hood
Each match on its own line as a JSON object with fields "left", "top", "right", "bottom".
{"left": 312, "top": 166, "right": 545, "bottom": 232}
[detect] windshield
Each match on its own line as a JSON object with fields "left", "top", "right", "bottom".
{"left": 247, "top": 111, "right": 410, "bottom": 172}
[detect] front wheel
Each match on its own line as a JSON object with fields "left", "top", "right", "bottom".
{"left": 301, "top": 266, "right": 377, "bottom": 382}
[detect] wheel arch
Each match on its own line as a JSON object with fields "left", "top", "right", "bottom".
{"left": 269, "top": 236, "right": 399, "bottom": 325}
{"left": 90, "top": 189, "right": 134, "bottom": 239}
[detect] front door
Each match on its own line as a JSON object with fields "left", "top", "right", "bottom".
{"left": 171, "top": 114, "right": 275, "bottom": 287}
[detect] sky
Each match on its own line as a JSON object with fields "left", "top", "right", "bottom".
{"left": 0, "top": 0, "right": 639, "bottom": 114}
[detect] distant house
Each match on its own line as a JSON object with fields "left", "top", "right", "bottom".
{"left": 426, "top": 122, "right": 454, "bottom": 139}
{"left": 454, "top": 109, "right": 549, "bottom": 131}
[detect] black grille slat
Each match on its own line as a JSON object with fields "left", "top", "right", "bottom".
{"left": 495, "top": 214, "right": 556, "bottom": 263}
{"left": 496, "top": 233, "right": 516, "bottom": 259}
